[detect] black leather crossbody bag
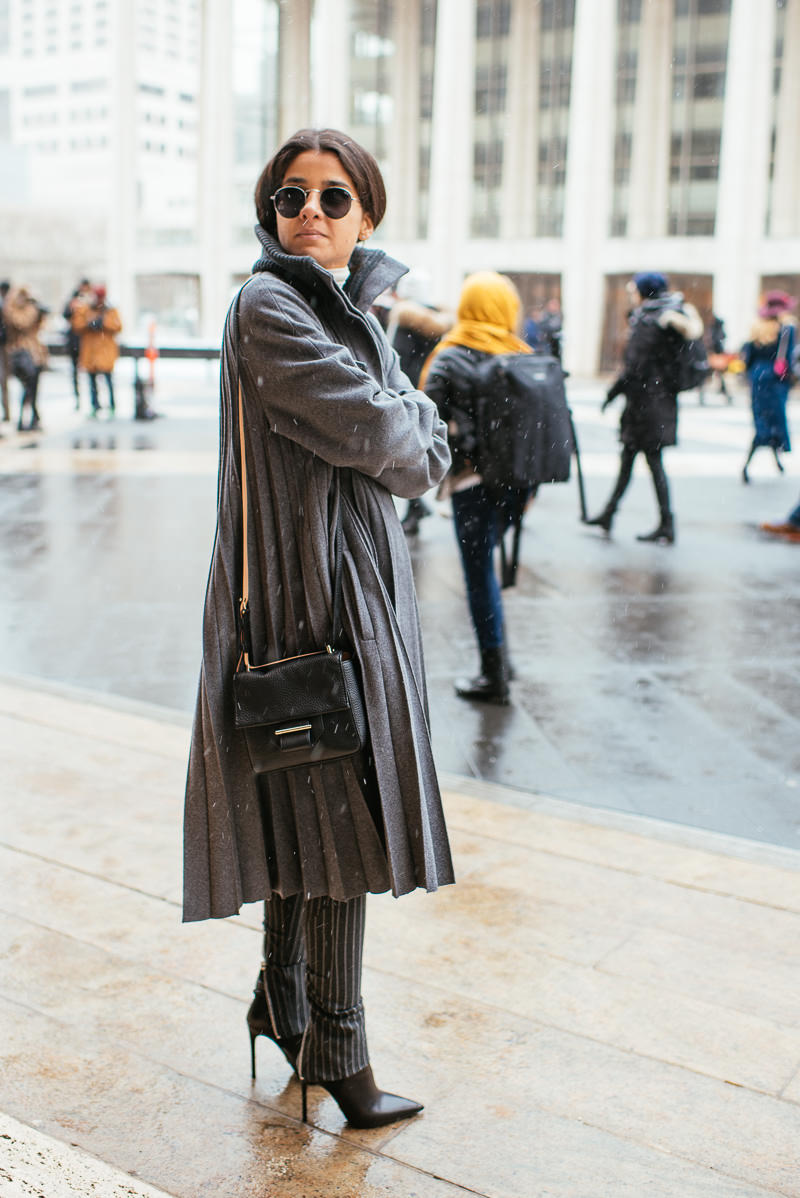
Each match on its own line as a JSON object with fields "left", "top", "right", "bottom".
{"left": 231, "top": 378, "right": 367, "bottom": 774}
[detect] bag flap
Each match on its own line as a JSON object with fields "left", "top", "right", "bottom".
{"left": 233, "top": 651, "right": 351, "bottom": 728}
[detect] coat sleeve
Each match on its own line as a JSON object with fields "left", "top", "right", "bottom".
{"left": 103, "top": 307, "right": 122, "bottom": 335}
{"left": 238, "top": 276, "right": 451, "bottom": 498}
{"left": 423, "top": 350, "right": 479, "bottom": 463}
{"left": 70, "top": 303, "right": 90, "bottom": 333}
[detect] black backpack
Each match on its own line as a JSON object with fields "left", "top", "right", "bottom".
{"left": 475, "top": 352, "right": 573, "bottom": 491}
{"left": 474, "top": 352, "right": 575, "bottom": 587}
{"left": 668, "top": 331, "right": 712, "bottom": 393}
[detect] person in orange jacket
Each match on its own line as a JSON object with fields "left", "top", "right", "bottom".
{"left": 72, "top": 285, "right": 122, "bottom": 416}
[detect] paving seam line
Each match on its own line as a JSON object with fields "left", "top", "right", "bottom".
{"left": 3, "top": 671, "right": 800, "bottom": 872}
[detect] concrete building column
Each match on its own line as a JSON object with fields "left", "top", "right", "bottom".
{"left": 278, "top": 0, "right": 312, "bottom": 140}
{"left": 715, "top": 0, "right": 776, "bottom": 344}
{"left": 628, "top": 0, "right": 672, "bottom": 240}
{"left": 198, "top": 0, "right": 234, "bottom": 341}
{"left": 107, "top": 0, "right": 137, "bottom": 331}
{"left": 387, "top": 0, "right": 421, "bottom": 241}
{"left": 501, "top": 0, "right": 539, "bottom": 241}
{"left": 427, "top": 0, "right": 476, "bottom": 308}
{"left": 561, "top": 0, "right": 616, "bottom": 375}
{"left": 770, "top": 0, "right": 800, "bottom": 239}
{"left": 310, "top": 0, "right": 350, "bottom": 129}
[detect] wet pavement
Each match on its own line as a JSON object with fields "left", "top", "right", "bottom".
{"left": 1, "top": 357, "right": 799, "bottom": 850}
{"left": 2, "top": 678, "right": 799, "bottom": 1197}
{"left": 2, "top": 361, "right": 800, "bottom": 1197}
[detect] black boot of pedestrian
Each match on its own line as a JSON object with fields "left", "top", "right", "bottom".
{"left": 636, "top": 514, "right": 675, "bottom": 545}
{"left": 455, "top": 647, "right": 510, "bottom": 705}
{"left": 401, "top": 497, "right": 431, "bottom": 536}
{"left": 584, "top": 508, "right": 615, "bottom": 533}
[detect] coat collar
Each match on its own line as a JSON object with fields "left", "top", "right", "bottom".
{"left": 252, "top": 225, "right": 408, "bottom": 314}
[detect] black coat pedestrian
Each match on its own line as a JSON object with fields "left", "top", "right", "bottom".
{"left": 607, "top": 295, "right": 703, "bottom": 452}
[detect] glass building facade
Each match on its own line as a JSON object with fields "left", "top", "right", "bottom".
{"left": 345, "top": 0, "right": 437, "bottom": 239}
{"left": 1, "top": 0, "right": 797, "bottom": 365}
{"left": 471, "top": 0, "right": 510, "bottom": 237}
{"left": 535, "top": 0, "right": 574, "bottom": 237}
{"left": 610, "top": 0, "right": 640, "bottom": 237}
{"left": 668, "top": 0, "right": 731, "bottom": 236}
{"left": 232, "top": 0, "right": 278, "bottom": 247}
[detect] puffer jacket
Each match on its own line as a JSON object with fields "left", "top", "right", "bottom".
{"left": 3, "top": 288, "right": 48, "bottom": 368}
{"left": 607, "top": 294, "right": 703, "bottom": 452}
{"left": 72, "top": 301, "right": 122, "bottom": 373}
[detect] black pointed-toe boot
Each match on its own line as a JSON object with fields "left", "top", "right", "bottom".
{"left": 302, "top": 1064, "right": 423, "bottom": 1129}
{"left": 247, "top": 967, "right": 304, "bottom": 1080}
{"left": 583, "top": 508, "right": 614, "bottom": 533}
{"left": 636, "top": 514, "right": 675, "bottom": 545}
{"left": 455, "top": 647, "right": 510, "bottom": 705}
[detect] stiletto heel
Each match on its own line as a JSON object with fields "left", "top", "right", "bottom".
{"left": 301, "top": 1081, "right": 308, "bottom": 1123}
{"left": 246, "top": 968, "right": 304, "bottom": 1079}
{"left": 300, "top": 1065, "right": 423, "bottom": 1129}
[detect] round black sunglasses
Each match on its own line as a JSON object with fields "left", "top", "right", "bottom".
{"left": 271, "top": 185, "right": 355, "bottom": 220}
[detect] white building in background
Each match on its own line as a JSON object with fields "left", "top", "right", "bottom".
{"left": 0, "top": 0, "right": 202, "bottom": 331}
{"left": 1, "top": 0, "right": 799, "bottom": 373}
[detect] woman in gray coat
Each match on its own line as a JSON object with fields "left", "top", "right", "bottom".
{"left": 183, "top": 129, "right": 453, "bottom": 1129}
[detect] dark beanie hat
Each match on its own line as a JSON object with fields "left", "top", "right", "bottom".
{"left": 633, "top": 272, "right": 668, "bottom": 299}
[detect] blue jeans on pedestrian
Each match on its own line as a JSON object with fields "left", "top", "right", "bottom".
{"left": 451, "top": 484, "right": 528, "bottom": 652}
{"left": 788, "top": 499, "right": 800, "bottom": 528}
{"left": 89, "top": 371, "right": 115, "bottom": 412}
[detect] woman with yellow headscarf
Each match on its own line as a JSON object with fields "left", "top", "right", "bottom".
{"left": 422, "top": 272, "right": 532, "bottom": 705}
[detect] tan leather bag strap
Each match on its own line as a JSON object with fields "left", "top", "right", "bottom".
{"left": 235, "top": 290, "right": 342, "bottom": 671}
{"left": 238, "top": 381, "right": 249, "bottom": 609}
{"left": 237, "top": 380, "right": 255, "bottom": 669}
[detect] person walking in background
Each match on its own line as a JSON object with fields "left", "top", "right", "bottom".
{"left": 2, "top": 284, "right": 48, "bottom": 431}
{"left": 703, "top": 312, "right": 731, "bottom": 404}
{"left": 741, "top": 291, "right": 796, "bottom": 484}
{"left": 62, "top": 278, "right": 92, "bottom": 410}
{"left": 585, "top": 272, "right": 703, "bottom": 545}
{"left": 72, "top": 285, "right": 122, "bottom": 417}
{"left": 386, "top": 275, "right": 453, "bottom": 534}
{"left": 538, "top": 296, "right": 563, "bottom": 361}
{"left": 421, "top": 271, "right": 532, "bottom": 706}
{"left": 183, "top": 127, "right": 453, "bottom": 1130}
{"left": 523, "top": 305, "right": 542, "bottom": 351}
{"left": 0, "top": 281, "right": 10, "bottom": 424}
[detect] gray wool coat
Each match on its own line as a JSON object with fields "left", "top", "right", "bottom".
{"left": 182, "top": 227, "right": 454, "bottom": 922}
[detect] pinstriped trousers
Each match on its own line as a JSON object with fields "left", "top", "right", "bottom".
{"left": 261, "top": 893, "right": 369, "bottom": 1084}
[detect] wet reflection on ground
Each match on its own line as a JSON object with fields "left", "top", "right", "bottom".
{"left": 1, "top": 373, "right": 799, "bottom": 849}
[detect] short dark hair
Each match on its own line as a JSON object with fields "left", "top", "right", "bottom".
{"left": 255, "top": 128, "right": 387, "bottom": 236}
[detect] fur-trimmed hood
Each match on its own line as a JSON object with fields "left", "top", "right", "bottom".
{"left": 387, "top": 299, "right": 453, "bottom": 342}
{"left": 634, "top": 292, "right": 704, "bottom": 341}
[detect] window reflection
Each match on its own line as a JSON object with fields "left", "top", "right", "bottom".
{"left": 767, "top": 0, "right": 796, "bottom": 237}
{"left": 611, "top": 2, "right": 639, "bottom": 237}
{"left": 347, "top": 0, "right": 437, "bottom": 239}
{"left": 535, "top": 0, "right": 574, "bottom": 238}
{"left": 232, "top": 0, "right": 278, "bottom": 245}
{"left": 669, "top": 0, "right": 731, "bottom": 236}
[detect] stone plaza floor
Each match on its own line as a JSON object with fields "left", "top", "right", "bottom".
{"left": 1, "top": 360, "right": 799, "bottom": 1195}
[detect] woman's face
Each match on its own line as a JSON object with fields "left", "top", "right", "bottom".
{"left": 274, "top": 150, "right": 374, "bottom": 271}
